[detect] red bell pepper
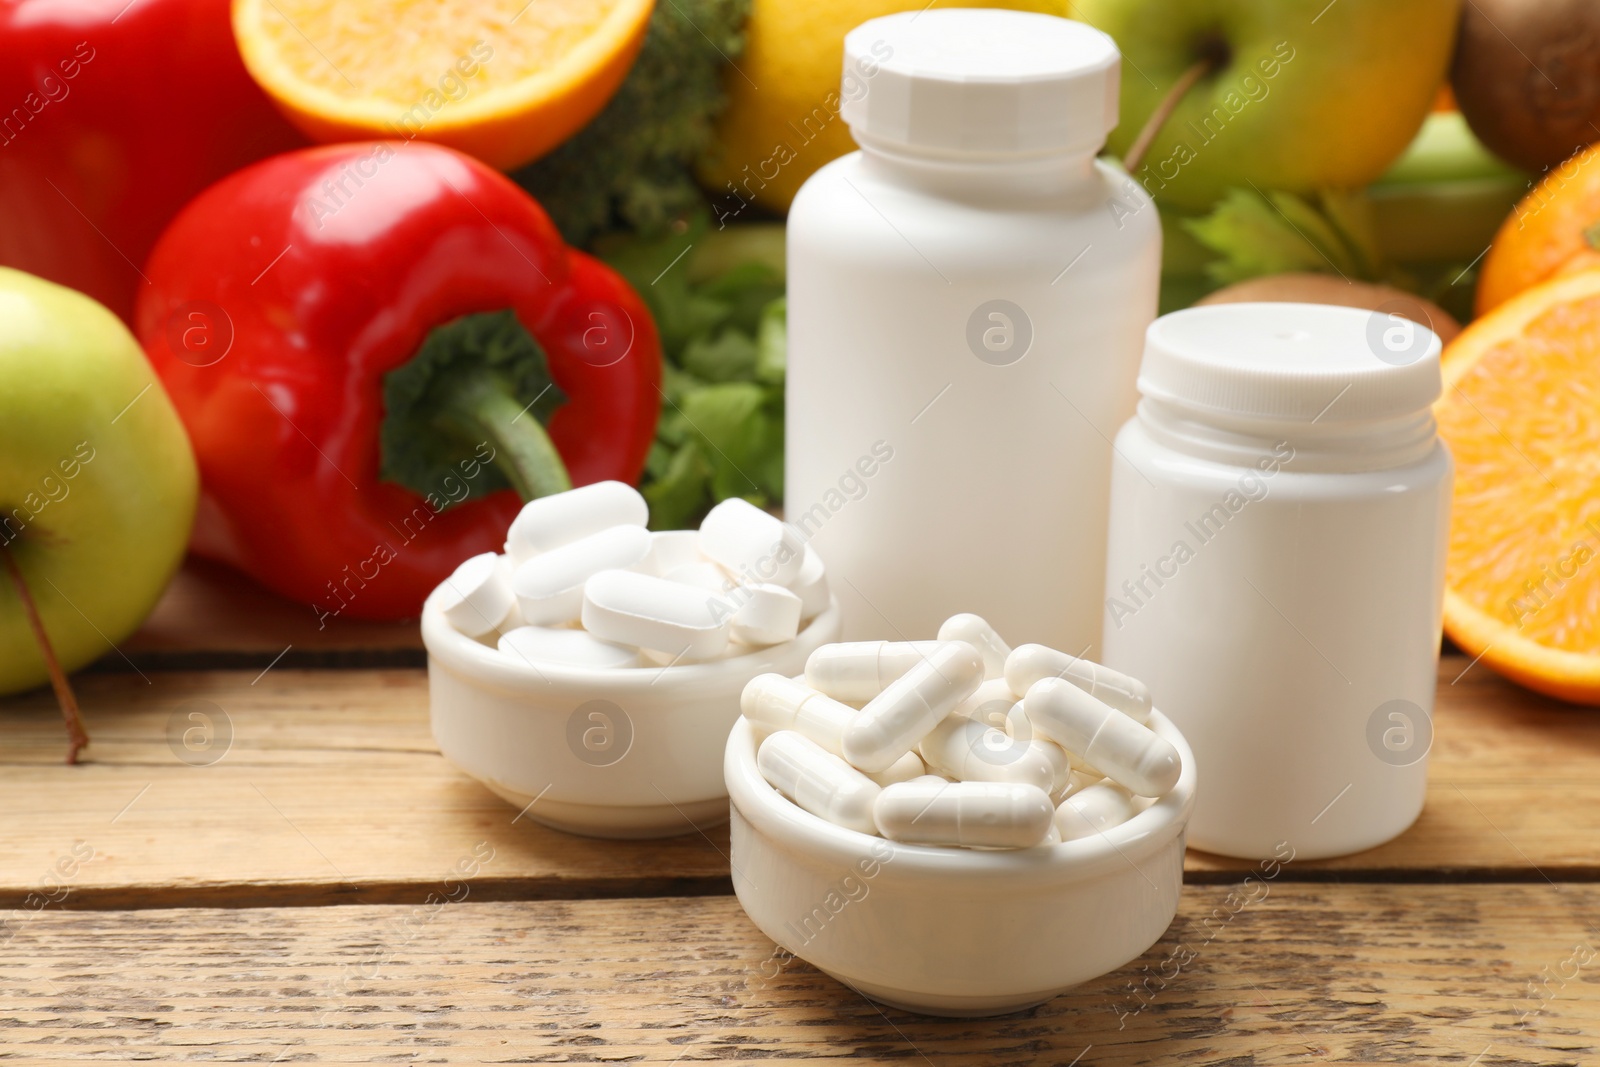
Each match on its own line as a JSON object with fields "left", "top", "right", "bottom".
{"left": 0, "top": 0, "right": 305, "bottom": 324}
{"left": 135, "top": 142, "right": 662, "bottom": 622}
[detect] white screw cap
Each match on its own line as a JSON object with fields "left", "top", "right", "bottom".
{"left": 1139, "top": 303, "right": 1444, "bottom": 423}
{"left": 840, "top": 9, "right": 1120, "bottom": 158}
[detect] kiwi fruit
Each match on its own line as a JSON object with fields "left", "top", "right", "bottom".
{"left": 1451, "top": 0, "right": 1600, "bottom": 172}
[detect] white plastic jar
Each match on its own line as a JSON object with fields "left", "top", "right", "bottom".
{"left": 786, "top": 9, "right": 1159, "bottom": 649}
{"left": 1101, "top": 303, "right": 1452, "bottom": 860}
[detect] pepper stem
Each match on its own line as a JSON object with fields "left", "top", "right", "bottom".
{"left": 379, "top": 309, "right": 572, "bottom": 507}
{"left": 437, "top": 373, "right": 573, "bottom": 501}
{"left": 1, "top": 543, "right": 89, "bottom": 764}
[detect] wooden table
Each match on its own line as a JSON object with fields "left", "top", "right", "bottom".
{"left": 3, "top": 560, "right": 1596, "bottom": 1064}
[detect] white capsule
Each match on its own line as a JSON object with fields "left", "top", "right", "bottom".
{"left": 937, "top": 614, "right": 1011, "bottom": 679}
{"left": 1052, "top": 769, "right": 1103, "bottom": 805}
{"left": 730, "top": 582, "right": 803, "bottom": 646}
{"left": 757, "top": 730, "right": 881, "bottom": 835}
{"left": 1034, "top": 738, "right": 1073, "bottom": 792}
{"left": 509, "top": 524, "right": 652, "bottom": 625}
{"left": 874, "top": 780, "right": 1054, "bottom": 849}
{"left": 1023, "top": 678, "right": 1180, "bottom": 798}
{"left": 843, "top": 642, "right": 984, "bottom": 772}
{"left": 1005, "top": 644, "right": 1153, "bottom": 724}
{"left": 640, "top": 529, "right": 703, "bottom": 576}
{"left": 866, "top": 750, "right": 927, "bottom": 787}
{"left": 698, "top": 497, "right": 806, "bottom": 585}
{"left": 503, "top": 481, "right": 648, "bottom": 565}
{"left": 434, "top": 552, "right": 515, "bottom": 637}
{"left": 787, "top": 545, "right": 831, "bottom": 620}
{"left": 950, "top": 678, "right": 1022, "bottom": 727}
{"left": 497, "top": 625, "right": 641, "bottom": 669}
{"left": 907, "top": 774, "right": 951, "bottom": 787}
{"left": 581, "top": 569, "right": 731, "bottom": 660}
{"left": 803, "top": 640, "right": 947, "bottom": 702}
{"left": 1054, "top": 782, "right": 1138, "bottom": 842}
{"left": 917, "top": 715, "right": 1057, "bottom": 792}
{"left": 740, "top": 674, "right": 854, "bottom": 752}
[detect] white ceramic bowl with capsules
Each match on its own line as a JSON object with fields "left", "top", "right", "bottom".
{"left": 724, "top": 710, "right": 1196, "bottom": 1016}
{"left": 424, "top": 598, "right": 842, "bottom": 839}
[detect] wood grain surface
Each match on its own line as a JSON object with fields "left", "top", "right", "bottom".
{"left": 3, "top": 658, "right": 1598, "bottom": 910}
{"left": 2, "top": 887, "right": 1594, "bottom": 1064}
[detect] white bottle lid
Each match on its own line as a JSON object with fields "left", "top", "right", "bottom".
{"left": 1138, "top": 303, "right": 1443, "bottom": 423}
{"left": 840, "top": 9, "right": 1120, "bottom": 158}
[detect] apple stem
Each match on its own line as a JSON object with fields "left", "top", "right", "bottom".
{"left": 0, "top": 543, "right": 88, "bottom": 764}
{"left": 1122, "top": 53, "right": 1221, "bottom": 175}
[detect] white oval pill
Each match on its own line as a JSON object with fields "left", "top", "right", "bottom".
{"left": 641, "top": 529, "right": 703, "bottom": 576}
{"left": 787, "top": 545, "right": 830, "bottom": 620}
{"left": 740, "top": 674, "right": 854, "bottom": 752}
{"left": 1023, "top": 677, "right": 1180, "bottom": 798}
{"left": 937, "top": 614, "right": 1010, "bottom": 679}
{"left": 843, "top": 642, "right": 984, "bottom": 772}
{"left": 874, "top": 780, "right": 1054, "bottom": 849}
{"left": 918, "top": 715, "right": 1057, "bottom": 792}
{"left": 699, "top": 497, "right": 805, "bottom": 585}
{"left": 498, "top": 625, "right": 641, "bottom": 669}
{"left": 731, "top": 583, "right": 802, "bottom": 646}
{"left": 1006, "top": 644, "right": 1153, "bottom": 724}
{"left": 1055, "top": 782, "right": 1137, "bottom": 841}
{"left": 581, "top": 569, "right": 731, "bottom": 660}
{"left": 803, "top": 640, "right": 946, "bottom": 702}
{"left": 663, "top": 561, "right": 734, "bottom": 594}
{"left": 434, "top": 552, "right": 514, "bottom": 637}
{"left": 504, "top": 481, "right": 648, "bottom": 565}
{"left": 758, "top": 730, "right": 881, "bottom": 835}
{"left": 509, "top": 525, "right": 652, "bottom": 625}
{"left": 866, "top": 750, "right": 927, "bottom": 787}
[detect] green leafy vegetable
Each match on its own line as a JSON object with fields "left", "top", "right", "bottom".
{"left": 1181, "top": 188, "right": 1384, "bottom": 286}
{"left": 512, "top": 0, "right": 752, "bottom": 247}
{"left": 605, "top": 217, "right": 788, "bottom": 529}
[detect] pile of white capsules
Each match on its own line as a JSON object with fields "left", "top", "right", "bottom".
{"left": 429, "top": 481, "right": 828, "bottom": 667}
{"left": 742, "top": 615, "right": 1181, "bottom": 849}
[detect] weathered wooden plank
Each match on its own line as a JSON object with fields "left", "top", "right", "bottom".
{"left": 0, "top": 670, "right": 732, "bottom": 909}
{"left": 1, "top": 887, "right": 1592, "bottom": 1064}
{"left": 2, "top": 659, "right": 1597, "bottom": 908}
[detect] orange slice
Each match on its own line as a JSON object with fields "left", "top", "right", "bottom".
{"left": 1475, "top": 140, "right": 1600, "bottom": 316}
{"left": 1437, "top": 268, "right": 1600, "bottom": 703}
{"left": 232, "top": 0, "right": 654, "bottom": 172}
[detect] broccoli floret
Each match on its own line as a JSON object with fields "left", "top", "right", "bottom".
{"left": 513, "top": 0, "right": 751, "bottom": 247}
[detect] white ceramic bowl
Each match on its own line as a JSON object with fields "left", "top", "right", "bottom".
{"left": 724, "top": 711, "right": 1196, "bottom": 1016}
{"left": 424, "top": 600, "right": 842, "bottom": 838}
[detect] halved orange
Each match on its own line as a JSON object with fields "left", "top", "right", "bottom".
{"left": 1475, "top": 140, "right": 1600, "bottom": 316}
{"left": 1437, "top": 268, "right": 1600, "bottom": 703}
{"left": 232, "top": 0, "right": 654, "bottom": 172}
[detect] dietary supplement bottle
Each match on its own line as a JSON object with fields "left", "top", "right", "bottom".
{"left": 785, "top": 9, "right": 1159, "bottom": 649}
{"left": 1101, "top": 303, "right": 1453, "bottom": 860}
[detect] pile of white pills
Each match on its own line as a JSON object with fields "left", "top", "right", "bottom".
{"left": 428, "top": 481, "right": 829, "bottom": 667}
{"left": 743, "top": 614, "right": 1182, "bottom": 850}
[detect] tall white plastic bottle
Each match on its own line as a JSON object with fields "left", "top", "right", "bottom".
{"left": 785, "top": 9, "right": 1160, "bottom": 650}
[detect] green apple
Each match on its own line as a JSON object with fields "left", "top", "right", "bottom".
{"left": 0, "top": 268, "right": 197, "bottom": 704}
{"left": 1078, "top": 0, "right": 1463, "bottom": 211}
